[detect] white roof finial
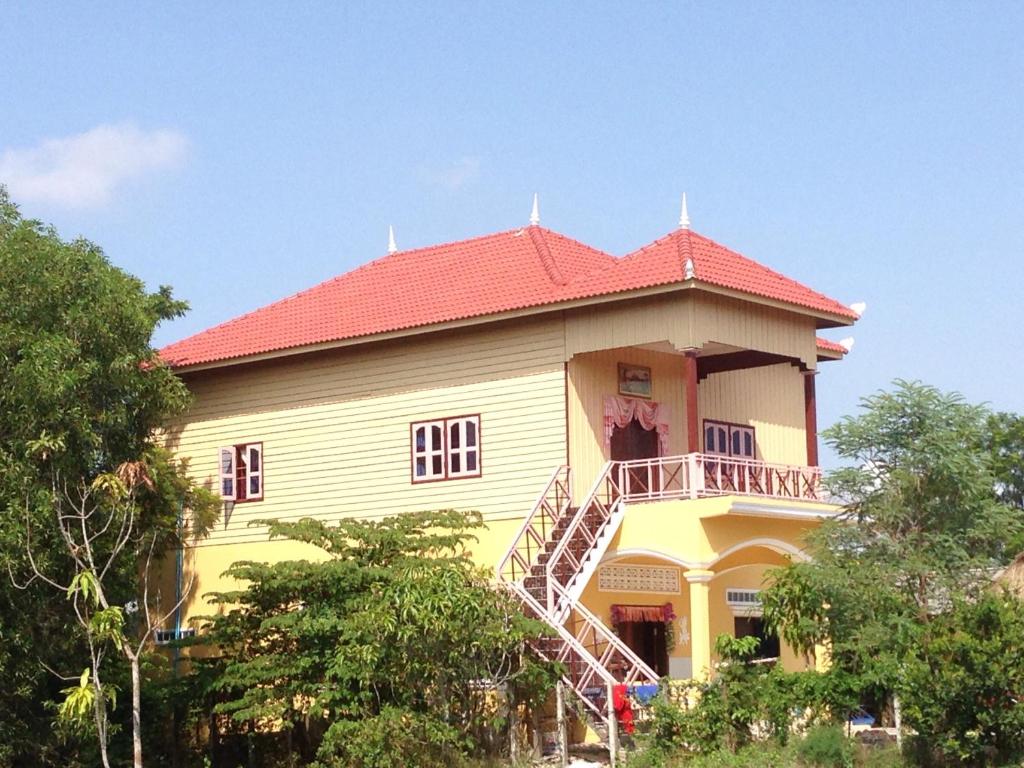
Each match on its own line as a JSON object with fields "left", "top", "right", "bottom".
{"left": 387, "top": 225, "right": 397, "bottom": 254}
{"left": 529, "top": 193, "right": 540, "bottom": 226}
{"left": 679, "top": 193, "right": 691, "bottom": 230}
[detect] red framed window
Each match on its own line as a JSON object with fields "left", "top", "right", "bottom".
{"left": 703, "top": 420, "right": 755, "bottom": 459}
{"left": 218, "top": 443, "right": 263, "bottom": 501}
{"left": 411, "top": 415, "right": 481, "bottom": 482}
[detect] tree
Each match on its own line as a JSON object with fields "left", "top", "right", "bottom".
{"left": 0, "top": 187, "right": 217, "bottom": 766}
{"left": 902, "top": 591, "right": 1024, "bottom": 766}
{"left": 188, "top": 510, "right": 557, "bottom": 768}
{"left": 762, "top": 381, "right": 1020, "bottom": 718}
{"left": 986, "top": 411, "right": 1024, "bottom": 511}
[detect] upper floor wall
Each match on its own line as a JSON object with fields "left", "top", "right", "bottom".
{"left": 165, "top": 286, "right": 827, "bottom": 549}
{"left": 563, "top": 290, "right": 819, "bottom": 370}
{"left": 164, "top": 315, "right": 570, "bottom": 548}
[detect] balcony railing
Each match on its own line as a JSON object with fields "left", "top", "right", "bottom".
{"left": 615, "top": 453, "right": 823, "bottom": 503}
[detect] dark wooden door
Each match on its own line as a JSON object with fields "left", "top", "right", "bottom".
{"left": 619, "top": 620, "right": 669, "bottom": 676}
{"left": 611, "top": 418, "right": 660, "bottom": 495}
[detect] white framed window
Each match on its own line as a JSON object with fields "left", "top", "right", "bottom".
{"left": 411, "top": 415, "right": 481, "bottom": 482}
{"left": 217, "top": 442, "right": 263, "bottom": 501}
{"left": 704, "top": 420, "right": 756, "bottom": 459}
{"left": 412, "top": 420, "right": 446, "bottom": 481}
{"left": 154, "top": 627, "right": 196, "bottom": 645}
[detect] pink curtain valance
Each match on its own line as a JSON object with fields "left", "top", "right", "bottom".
{"left": 603, "top": 395, "right": 670, "bottom": 455}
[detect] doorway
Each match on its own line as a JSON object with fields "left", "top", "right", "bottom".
{"left": 611, "top": 417, "right": 660, "bottom": 495}
{"left": 734, "top": 616, "right": 781, "bottom": 660}
{"left": 618, "top": 620, "right": 669, "bottom": 676}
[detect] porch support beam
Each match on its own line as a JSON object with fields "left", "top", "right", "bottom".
{"left": 697, "top": 350, "right": 808, "bottom": 381}
{"left": 684, "top": 350, "right": 700, "bottom": 453}
{"left": 684, "top": 569, "right": 714, "bottom": 680}
{"left": 803, "top": 371, "right": 818, "bottom": 467}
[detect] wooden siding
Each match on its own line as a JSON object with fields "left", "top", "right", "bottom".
{"left": 691, "top": 292, "right": 818, "bottom": 369}
{"left": 698, "top": 363, "right": 808, "bottom": 466}
{"left": 564, "top": 293, "right": 693, "bottom": 357}
{"left": 564, "top": 291, "right": 818, "bottom": 369}
{"left": 568, "top": 354, "right": 808, "bottom": 500}
{"left": 567, "top": 347, "right": 687, "bottom": 503}
{"left": 164, "top": 316, "right": 568, "bottom": 547}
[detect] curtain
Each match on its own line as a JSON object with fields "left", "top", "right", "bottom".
{"left": 604, "top": 395, "right": 670, "bottom": 455}
{"left": 611, "top": 602, "right": 675, "bottom": 624}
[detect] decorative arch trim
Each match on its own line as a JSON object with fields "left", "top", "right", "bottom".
{"left": 710, "top": 538, "right": 810, "bottom": 566}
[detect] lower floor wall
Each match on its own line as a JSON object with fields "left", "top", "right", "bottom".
{"left": 171, "top": 496, "right": 825, "bottom": 677}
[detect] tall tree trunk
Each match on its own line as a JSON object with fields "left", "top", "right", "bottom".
{"left": 130, "top": 652, "right": 143, "bottom": 768}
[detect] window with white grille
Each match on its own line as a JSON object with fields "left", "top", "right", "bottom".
{"left": 411, "top": 415, "right": 481, "bottom": 482}
{"left": 218, "top": 443, "right": 263, "bottom": 501}
{"left": 726, "top": 588, "right": 763, "bottom": 616}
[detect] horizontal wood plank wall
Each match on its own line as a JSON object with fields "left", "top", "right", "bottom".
{"left": 567, "top": 347, "right": 687, "bottom": 504}
{"left": 691, "top": 293, "right": 818, "bottom": 369}
{"left": 698, "top": 363, "right": 807, "bottom": 465}
{"left": 164, "top": 316, "right": 568, "bottom": 547}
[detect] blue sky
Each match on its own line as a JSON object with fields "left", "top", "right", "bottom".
{"left": 2, "top": 2, "right": 1022, "bottom": 461}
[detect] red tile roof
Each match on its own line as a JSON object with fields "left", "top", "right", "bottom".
{"left": 816, "top": 337, "right": 848, "bottom": 355}
{"left": 160, "top": 225, "right": 856, "bottom": 369}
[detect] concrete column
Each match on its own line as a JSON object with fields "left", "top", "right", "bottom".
{"left": 685, "top": 569, "right": 715, "bottom": 679}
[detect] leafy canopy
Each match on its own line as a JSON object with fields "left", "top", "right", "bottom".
{"left": 191, "top": 509, "right": 556, "bottom": 767}
{"left": 763, "top": 381, "right": 1020, "bottom": 692}
{"left": 0, "top": 187, "right": 215, "bottom": 766}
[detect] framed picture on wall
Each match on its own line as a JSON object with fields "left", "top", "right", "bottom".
{"left": 618, "top": 363, "right": 652, "bottom": 398}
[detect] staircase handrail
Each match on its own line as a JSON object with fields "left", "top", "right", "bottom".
{"left": 501, "top": 580, "right": 611, "bottom": 722}
{"left": 496, "top": 465, "right": 572, "bottom": 583}
{"left": 544, "top": 460, "right": 619, "bottom": 613}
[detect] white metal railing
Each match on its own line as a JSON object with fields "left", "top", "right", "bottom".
{"left": 496, "top": 465, "right": 571, "bottom": 583}
{"left": 614, "top": 453, "right": 822, "bottom": 503}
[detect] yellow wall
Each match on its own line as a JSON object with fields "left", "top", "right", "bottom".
{"left": 165, "top": 316, "right": 570, "bottom": 620}
{"left": 563, "top": 291, "right": 819, "bottom": 369}
{"left": 166, "top": 289, "right": 828, "bottom": 626}
{"left": 567, "top": 353, "right": 810, "bottom": 503}
{"left": 698, "top": 363, "right": 809, "bottom": 466}
{"left": 566, "top": 346, "right": 687, "bottom": 503}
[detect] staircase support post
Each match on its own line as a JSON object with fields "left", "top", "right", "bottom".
{"left": 556, "top": 681, "right": 568, "bottom": 768}
{"left": 606, "top": 680, "right": 619, "bottom": 767}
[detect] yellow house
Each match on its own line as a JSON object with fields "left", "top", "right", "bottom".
{"left": 160, "top": 200, "right": 856, "bottom": 719}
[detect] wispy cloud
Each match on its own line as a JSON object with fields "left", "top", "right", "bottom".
{"left": 419, "top": 156, "right": 481, "bottom": 191}
{"left": 0, "top": 122, "right": 189, "bottom": 208}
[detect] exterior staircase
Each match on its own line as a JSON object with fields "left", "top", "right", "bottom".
{"left": 497, "top": 464, "right": 660, "bottom": 737}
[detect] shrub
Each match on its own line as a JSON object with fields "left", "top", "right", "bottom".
{"left": 902, "top": 592, "right": 1024, "bottom": 766}
{"left": 312, "top": 707, "right": 463, "bottom": 768}
{"left": 796, "top": 725, "right": 854, "bottom": 768}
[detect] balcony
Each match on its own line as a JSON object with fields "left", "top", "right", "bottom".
{"left": 614, "top": 453, "right": 823, "bottom": 503}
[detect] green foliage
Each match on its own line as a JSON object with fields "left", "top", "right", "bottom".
{"left": 763, "top": 381, "right": 1019, "bottom": 700}
{"left": 0, "top": 187, "right": 215, "bottom": 765}
{"left": 313, "top": 707, "right": 464, "bottom": 768}
{"left": 985, "top": 411, "right": 1024, "bottom": 529}
{"left": 901, "top": 591, "right": 1024, "bottom": 766}
{"left": 187, "top": 509, "right": 557, "bottom": 764}
{"left": 643, "top": 635, "right": 829, "bottom": 760}
{"left": 796, "top": 725, "right": 854, "bottom": 768}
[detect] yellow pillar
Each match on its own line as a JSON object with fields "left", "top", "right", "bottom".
{"left": 685, "top": 569, "right": 714, "bottom": 679}
{"left": 814, "top": 640, "right": 832, "bottom": 673}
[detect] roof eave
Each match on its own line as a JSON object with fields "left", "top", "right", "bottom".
{"left": 166, "top": 278, "right": 857, "bottom": 375}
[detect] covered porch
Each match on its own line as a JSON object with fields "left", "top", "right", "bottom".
{"left": 566, "top": 339, "right": 824, "bottom": 508}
